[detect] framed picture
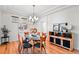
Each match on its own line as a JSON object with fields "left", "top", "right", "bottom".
{"left": 53, "top": 24, "right": 60, "bottom": 32}
{"left": 53, "top": 22, "right": 69, "bottom": 32}
{"left": 18, "top": 23, "right": 27, "bottom": 31}
{"left": 18, "top": 24, "right": 23, "bottom": 30}
{"left": 23, "top": 24, "right": 27, "bottom": 30}
{"left": 11, "top": 16, "right": 19, "bottom": 23}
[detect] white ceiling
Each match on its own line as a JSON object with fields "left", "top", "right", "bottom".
{"left": 0, "top": 5, "right": 70, "bottom": 17}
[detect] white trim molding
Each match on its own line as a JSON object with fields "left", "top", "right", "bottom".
{"left": 40, "top": 5, "right": 73, "bottom": 17}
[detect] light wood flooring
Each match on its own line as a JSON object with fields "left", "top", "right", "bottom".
{"left": 0, "top": 40, "right": 79, "bottom": 54}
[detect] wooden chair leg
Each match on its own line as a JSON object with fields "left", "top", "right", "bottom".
{"left": 33, "top": 46, "right": 35, "bottom": 53}
{"left": 31, "top": 48, "right": 33, "bottom": 53}
{"left": 33, "top": 40, "right": 35, "bottom": 53}
{"left": 19, "top": 46, "right": 23, "bottom": 54}
{"left": 40, "top": 47, "right": 42, "bottom": 53}
{"left": 40, "top": 42, "right": 42, "bottom": 53}
{"left": 27, "top": 48, "right": 28, "bottom": 53}
{"left": 18, "top": 45, "right": 21, "bottom": 54}
{"left": 21, "top": 47, "right": 24, "bottom": 54}
{"left": 19, "top": 47, "right": 22, "bottom": 54}
{"left": 24, "top": 48, "right": 28, "bottom": 54}
{"left": 44, "top": 47, "right": 46, "bottom": 54}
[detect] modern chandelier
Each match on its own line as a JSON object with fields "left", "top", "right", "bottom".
{"left": 29, "top": 5, "right": 38, "bottom": 24}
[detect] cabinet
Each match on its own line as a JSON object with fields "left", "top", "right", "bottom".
{"left": 49, "top": 31, "right": 74, "bottom": 51}
{"left": 50, "top": 37, "right": 54, "bottom": 43}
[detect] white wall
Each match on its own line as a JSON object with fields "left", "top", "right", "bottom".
{"left": 0, "top": 11, "right": 2, "bottom": 30}
{"left": 0, "top": 11, "right": 1, "bottom": 30}
{"left": 0, "top": 10, "right": 40, "bottom": 41}
{"left": 0, "top": 12, "right": 19, "bottom": 41}
{"left": 38, "top": 16, "right": 48, "bottom": 33}
{"left": 0, "top": 11, "right": 2, "bottom": 44}
{"left": 40, "top": 6, "right": 79, "bottom": 50}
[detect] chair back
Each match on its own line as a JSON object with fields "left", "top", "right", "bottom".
{"left": 18, "top": 34, "right": 24, "bottom": 53}
{"left": 37, "top": 32, "right": 40, "bottom": 35}
{"left": 40, "top": 33, "right": 46, "bottom": 42}
{"left": 40, "top": 33, "right": 46, "bottom": 51}
{"left": 24, "top": 32, "right": 29, "bottom": 37}
{"left": 18, "top": 34, "right": 23, "bottom": 46}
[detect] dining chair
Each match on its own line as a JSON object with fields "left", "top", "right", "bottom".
{"left": 18, "top": 33, "right": 32, "bottom": 54}
{"left": 18, "top": 34, "right": 23, "bottom": 53}
{"left": 23, "top": 32, "right": 32, "bottom": 53}
{"left": 24, "top": 32, "right": 29, "bottom": 37}
{"left": 33, "top": 32, "right": 46, "bottom": 53}
{"left": 37, "top": 32, "right": 40, "bottom": 35}
{"left": 40, "top": 33, "right": 46, "bottom": 53}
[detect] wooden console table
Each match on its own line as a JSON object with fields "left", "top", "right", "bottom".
{"left": 49, "top": 31, "right": 74, "bottom": 51}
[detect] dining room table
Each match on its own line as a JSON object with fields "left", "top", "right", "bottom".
{"left": 24, "top": 33, "right": 41, "bottom": 53}
{"left": 24, "top": 32, "right": 47, "bottom": 53}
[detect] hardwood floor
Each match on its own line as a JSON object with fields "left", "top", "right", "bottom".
{"left": 0, "top": 40, "right": 79, "bottom": 54}
{"left": 46, "top": 40, "right": 79, "bottom": 54}
{"left": 0, "top": 42, "right": 18, "bottom": 54}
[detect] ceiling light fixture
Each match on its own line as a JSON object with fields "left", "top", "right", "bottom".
{"left": 29, "top": 5, "right": 38, "bottom": 24}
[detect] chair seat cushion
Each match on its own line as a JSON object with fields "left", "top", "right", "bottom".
{"left": 23, "top": 43, "right": 32, "bottom": 48}
{"left": 34, "top": 43, "right": 40, "bottom": 48}
{"left": 34, "top": 42, "right": 46, "bottom": 48}
{"left": 23, "top": 38, "right": 29, "bottom": 43}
